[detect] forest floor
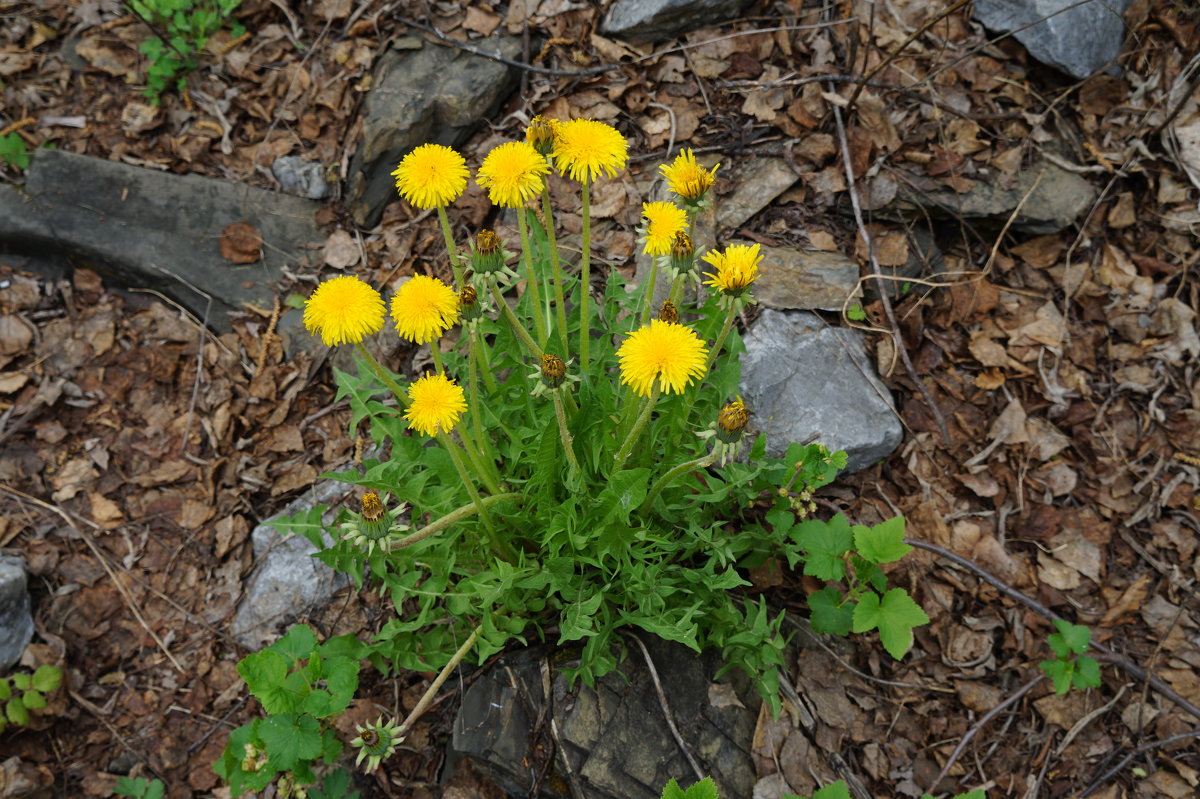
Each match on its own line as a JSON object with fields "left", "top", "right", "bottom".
{"left": 1, "top": 0, "right": 1199, "bottom": 797}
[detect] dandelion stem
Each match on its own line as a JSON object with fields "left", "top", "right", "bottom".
{"left": 668, "top": 271, "right": 686, "bottom": 307}
{"left": 579, "top": 179, "right": 592, "bottom": 374}
{"left": 705, "top": 295, "right": 738, "bottom": 374}
{"left": 436, "top": 205, "right": 464, "bottom": 289}
{"left": 640, "top": 258, "right": 659, "bottom": 324}
{"left": 438, "top": 432, "right": 514, "bottom": 562}
{"left": 388, "top": 493, "right": 520, "bottom": 551}
{"left": 517, "top": 209, "right": 548, "bottom": 350}
{"left": 540, "top": 188, "right": 570, "bottom": 357}
{"left": 430, "top": 343, "right": 445, "bottom": 376}
{"left": 613, "top": 386, "right": 660, "bottom": 471}
{"left": 353, "top": 341, "right": 408, "bottom": 407}
{"left": 490, "top": 284, "right": 542, "bottom": 358}
{"left": 552, "top": 391, "right": 580, "bottom": 473}
{"left": 470, "top": 324, "right": 499, "bottom": 393}
{"left": 640, "top": 453, "right": 716, "bottom": 515}
{"left": 397, "top": 623, "right": 481, "bottom": 736}
{"left": 456, "top": 423, "right": 503, "bottom": 496}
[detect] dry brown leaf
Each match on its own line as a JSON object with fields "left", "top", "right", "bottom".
{"left": 855, "top": 225, "right": 908, "bottom": 266}
{"left": 1107, "top": 192, "right": 1136, "bottom": 228}
{"left": 807, "top": 231, "right": 837, "bottom": 251}
{"left": 968, "top": 332, "right": 1009, "bottom": 368}
{"left": 1025, "top": 417, "right": 1070, "bottom": 460}
{"left": 1011, "top": 234, "right": 1064, "bottom": 268}
{"left": 51, "top": 458, "right": 98, "bottom": 502}
{"left": 88, "top": 492, "right": 124, "bottom": 530}
{"left": 220, "top": 222, "right": 263, "bottom": 264}
{"left": 463, "top": 6, "right": 501, "bottom": 36}
{"left": 74, "top": 36, "right": 138, "bottom": 77}
{"left": 0, "top": 372, "right": 29, "bottom": 393}
{"left": 989, "top": 398, "right": 1030, "bottom": 445}
{"left": 134, "top": 460, "right": 192, "bottom": 487}
{"left": 1099, "top": 573, "right": 1152, "bottom": 626}
{"left": 0, "top": 314, "right": 34, "bottom": 356}
{"left": 956, "top": 471, "right": 999, "bottom": 498}
{"left": 322, "top": 229, "right": 359, "bottom": 269}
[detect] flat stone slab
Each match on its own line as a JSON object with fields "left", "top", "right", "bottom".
{"left": 230, "top": 480, "right": 355, "bottom": 650}
{"left": 755, "top": 245, "right": 860, "bottom": 312}
{"left": 449, "top": 635, "right": 757, "bottom": 799}
{"left": 741, "top": 309, "right": 902, "bottom": 472}
{"left": 0, "top": 150, "right": 323, "bottom": 340}
{"left": 885, "top": 156, "right": 1095, "bottom": 234}
{"left": 0, "top": 556, "right": 33, "bottom": 673}
{"left": 348, "top": 35, "right": 520, "bottom": 227}
{"left": 974, "top": 0, "right": 1132, "bottom": 80}
{"left": 602, "top": 0, "right": 757, "bottom": 41}
{"left": 716, "top": 157, "right": 798, "bottom": 231}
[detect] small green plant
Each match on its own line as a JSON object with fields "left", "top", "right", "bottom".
{"left": 1039, "top": 618, "right": 1101, "bottom": 694}
{"left": 127, "top": 0, "right": 245, "bottom": 103}
{"left": 113, "top": 776, "right": 165, "bottom": 799}
{"left": 0, "top": 133, "right": 30, "bottom": 170}
{"left": 214, "top": 625, "right": 366, "bottom": 794}
{"left": 845, "top": 304, "right": 867, "bottom": 322}
{"left": 662, "top": 776, "right": 718, "bottom": 799}
{"left": 0, "top": 664, "right": 61, "bottom": 730}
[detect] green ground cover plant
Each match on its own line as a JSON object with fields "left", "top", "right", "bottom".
{"left": 126, "top": 0, "right": 244, "bottom": 102}
{"left": 216, "top": 119, "right": 926, "bottom": 792}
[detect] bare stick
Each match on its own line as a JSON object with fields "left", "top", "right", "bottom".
{"left": 1079, "top": 728, "right": 1200, "bottom": 798}
{"left": 927, "top": 673, "right": 1043, "bottom": 794}
{"left": 828, "top": 84, "right": 952, "bottom": 446}
{"left": 624, "top": 633, "right": 705, "bottom": 781}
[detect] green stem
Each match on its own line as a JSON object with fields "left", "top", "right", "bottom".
{"left": 517, "top": 210, "right": 548, "bottom": 350}
{"left": 437, "top": 432, "right": 514, "bottom": 562}
{"left": 640, "top": 258, "right": 659, "bottom": 324}
{"left": 471, "top": 323, "right": 499, "bottom": 393}
{"left": 353, "top": 341, "right": 408, "bottom": 407}
{"left": 388, "top": 493, "right": 520, "bottom": 551}
{"left": 491, "top": 284, "right": 542, "bottom": 358}
{"left": 639, "top": 453, "right": 716, "bottom": 515}
{"left": 704, "top": 296, "right": 737, "bottom": 374}
{"left": 397, "top": 624, "right": 481, "bottom": 735}
{"left": 551, "top": 391, "right": 580, "bottom": 474}
{"left": 430, "top": 343, "right": 445, "bottom": 375}
{"left": 613, "top": 386, "right": 660, "bottom": 471}
{"left": 541, "top": 187, "right": 570, "bottom": 357}
{"left": 437, "top": 205, "right": 464, "bottom": 289}
{"left": 456, "top": 424, "right": 502, "bottom": 496}
{"left": 579, "top": 179, "right": 592, "bottom": 374}
{"left": 668, "top": 271, "right": 686, "bottom": 307}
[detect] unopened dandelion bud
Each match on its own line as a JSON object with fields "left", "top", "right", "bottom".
{"left": 352, "top": 716, "right": 403, "bottom": 773}
{"left": 540, "top": 353, "right": 567, "bottom": 388}
{"left": 471, "top": 230, "right": 505, "bottom": 275}
{"left": 526, "top": 115, "right": 558, "bottom": 156}
{"left": 670, "top": 231, "right": 696, "bottom": 275}
{"left": 658, "top": 300, "right": 679, "bottom": 324}
{"left": 717, "top": 399, "right": 748, "bottom": 443}
{"left": 458, "top": 284, "right": 482, "bottom": 321}
{"left": 341, "top": 491, "right": 406, "bottom": 555}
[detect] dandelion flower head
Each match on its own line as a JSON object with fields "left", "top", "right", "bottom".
{"left": 303, "top": 276, "right": 386, "bottom": 347}
{"left": 703, "top": 243, "right": 761, "bottom": 295}
{"left": 476, "top": 141, "right": 550, "bottom": 208}
{"left": 552, "top": 118, "right": 629, "bottom": 183}
{"left": 525, "top": 115, "right": 560, "bottom": 155}
{"left": 391, "top": 144, "right": 469, "bottom": 209}
{"left": 404, "top": 373, "right": 467, "bottom": 436}
{"left": 660, "top": 148, "right": 719, "bottom": 202}
{"left": 617, "top": 319, "right": 709, "bottom": 397}
{"left": 390, "top": 274, "right": 460, "bottom": 344}
{"left": 640, "top": 201, "right": 689, "bottom": 256}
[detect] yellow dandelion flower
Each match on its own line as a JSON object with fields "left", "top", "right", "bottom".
{"left": 404, "top": 373, "right": 467, "bottom": 436}
{"left": 390, "top": 274, "right": 460, "bottom": 344}
{"left": 660, "top": 148, "right": 719, "bottom": 203}
{"left": 525, "top": 115, "right": 560, "bottom": 155}
{"left": 476, "top": 141, "right": 550, "bottom": 208}
{"left": 303, "top": 275, "right": 386, "bottom": 347}
{"left": 391, "top": 144, "right": 469, "bottom": 209}
{"left": 617, "top": 319, "right": 709, "bottom": 397}
{"left": 640, "top": 201, "right": 689, "bottom": 256}
{"left": 552, "top": 118, "right": 629, "bottom": 183}
{"left": 702, "top": 243, "right": 762, "bottom": 295}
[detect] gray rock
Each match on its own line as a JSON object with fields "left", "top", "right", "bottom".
{"left": 230, "top": 480, "right": 355, "bottom": 650}
{"left": 0, "top": 150, "right": 323, "bottom": 349}
{"left": 716, "top": 157, "right": 798, "bottom": 231}
{"left": 603, "top": 0, "right": 757, "bottom": 41}
{"left": 0, "top": 557, "right": 33, "bottom": 673}
{"left": 348, "top": 35, "right": 520, "bottom": 227}
{"left": 885, "top": 156, "right": 1095, "bottom": 234}
{"left": 755, "top": 245, "right": 860, "bottom": 312}
{"left": 449, "top": 636, "right": 757, "bottom": 799}
{"left": 974, "top": 0, "right": 1132, "bottom": 80}
{"left": 741, "top": 310, "right": 902, "bottom": 472}
{"left": 272, "top": 155, "right": 332, "bottom": 200}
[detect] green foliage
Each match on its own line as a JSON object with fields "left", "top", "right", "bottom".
{"left": 113, "top": 776, "right": 165, "bottom": 799}
{"left": 0, "top": 665, "right": 61, "bottom": 733}
{"left": 662, "top": 776, "right": 719, "bottom": 799}
{"left": 845, "top": 304, "right": 867, "bottom": 322}
{"left": 1039, "top": 619, "right": 1101, "bottom": 694}
{"left": 128, "top": 0, "right": 245, "bottom": 103}
{"left": 0, "top": 133, "right": 29, "bottom": 169}
{"left": 308, "top": 768, "right": 361, "bottom": 799}
{"left": 215, "top": 625, "right": 364, "bottom": 795}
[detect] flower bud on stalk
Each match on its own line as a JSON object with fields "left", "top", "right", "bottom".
{"left": 458, "top": 284, "right": 482, "bottom": 323}
{"left": 539, "top": 353, "right": 567, "bottom": 389}
{"left": 716, "top": 399, "right": 748, "bottom": 443}
{"left": 658, "top": 300, "right": 679, "bottom": 324}
{"left": 670, "top": 231, "right": 696, "bottom": 276}
{"left": 525, "top": 115, "right": 558, "bottom": 156}
{"left": 471, "top": 230, "right": 505, "bottom": 275}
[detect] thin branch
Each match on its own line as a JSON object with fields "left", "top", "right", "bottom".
{"left": 828, "top": 81, "right": 953, "bottom": 446}
{"left": 1079, "top": 727, "right": 1200, "bottom": 798}
{"left": 624, "top": 633, "right": 705, "bottom": 782}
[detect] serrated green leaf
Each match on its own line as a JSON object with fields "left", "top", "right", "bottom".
{"left": 259, "top": 712, "right": 323, "bottom": 771}
{"left": 852, "top": 588, "right": 929, "bottom": 659}
{"left": 11, "top": 673, "right": 29, "bottom": 691}
{"left": 1039, "top": 658, "right": 1072, "bottom": 695}
{"left": 21, "top": 690, "right": 45, "bottom": 710}
{"left": 237, "top": 649, "right": 307, "bottom": 714}
{"left": 807, "top": 587, "right": 853, "bottom": 636}
{"left": 793, "top": 515, "right": 853, "bottom": 581}
{"left": 1073, "top": 655, "right": 1101, "bottom": 690}
{"left": 31, "top": 665, "right": 61, "bottom": 693}
{"left": 852, "top": 516, "right": 910, "bottom": 564}
{"left": 812, "top": 781, "right": 852, "bottom": 799}
{"left": 1048, "top": 618, "right": 1091, "bottom": 656}
{"left": 271, "top": 623, "right": 320, "bottom": 663}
